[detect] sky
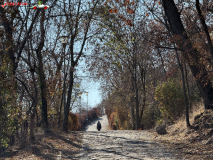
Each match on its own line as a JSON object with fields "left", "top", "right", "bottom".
{"left": 79, "top": 78, "right": 102, "bottom": 110}
{"left": 72, "top": 58, "right": 103, "bottom": 113}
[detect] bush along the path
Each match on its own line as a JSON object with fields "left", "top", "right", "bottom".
{"left": 71, "top": 107, "right": 101, "bottom": 131}
{"left": 154, "top": 78, "right": 185, "bottom": 122}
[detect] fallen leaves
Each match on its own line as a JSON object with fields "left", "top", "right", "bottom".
{"left": 2, "top": 131, "right": 83, "bottom": 160}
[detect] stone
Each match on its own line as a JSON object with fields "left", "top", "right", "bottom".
{"left": 156, "top": 125, "right": 167, "bottom": 135}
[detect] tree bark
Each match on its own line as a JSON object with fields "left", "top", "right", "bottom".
{"left": 63, "top": 65, "right": 74, "bottom": 132}
{"left": 129, "top": 96, "right": 135, "bottom": 130}
{"left": 162, "top": 0, "right": 213, "bottom": 109}
{"left": 139, "top": 67, "right": 146, "bottom": 129}
{"left": 36, "top": 10, "right": 48, "bottom": 131}
{"left": 175, "top": 48, "right": 190, "bottom": 127}
{"left": 135, "top": 87, "right": 140, "bottom": 130}
{"left": 184, "top": 60, "right": 192, "bottom": 112}
{"left": 196, "top": 0, "right": 213, "bottom": 59}
{"left": 58, "top": 87, "right": 63, "bottom": 128}
{"left": 30, "top": 100, "right": 37, "bottom": 142}
{"left": 30, "top": 67, "right": 38, "bottom": 142}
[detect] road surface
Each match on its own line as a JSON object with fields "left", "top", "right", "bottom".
{"left": 74, "top": 114, "right": 182, "bottom": 159}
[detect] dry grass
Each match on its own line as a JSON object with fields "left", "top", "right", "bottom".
{"left": 148, "top": 101, "right": 213, "bottom": 159}
{"left": 167, "top": 101, "right": 205, "bottom": 135}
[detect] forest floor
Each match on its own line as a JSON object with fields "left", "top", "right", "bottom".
{"left": 147, "top": 104, "right": 213, "bottom": 159}
{"left": 147, "top": 126, "right": 213, "bottom": 159}
{"left": 0, "top": 129, "right": 84, "bottom": 160}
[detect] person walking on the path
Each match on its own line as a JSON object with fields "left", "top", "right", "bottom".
{"left": 97, "top": 121, "right": 101, "bottom": 131}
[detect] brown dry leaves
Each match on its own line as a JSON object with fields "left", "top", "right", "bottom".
{"left": 1, "top": 131, "right": 84, "bottom": 160}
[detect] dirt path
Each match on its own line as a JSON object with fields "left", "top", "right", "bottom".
{"left": 2, "top": 115, "right": 212, "bottom": 159}
{"left": 73, "top": 115, "right": 182, "bottom": 160}
{"left": 84, "top": 114, "right": 110, "bottom": 131}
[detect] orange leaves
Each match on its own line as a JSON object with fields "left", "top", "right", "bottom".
{"left": 118, "top": 15, "right": 132, "bottom": 27}
{"left": 125, "top": 20, "right": 132, "bottom": 26}
{"left": 146, "top": 13, "right": 149, "bottom": 17}
{"left": 109, "top": 8, "right": 118, "bottom": 13}
{"left": 106, "top": 0, "right": 134, "bottom": 27}
{"left": 127, "top": 7, "right": 135, "bottom": 14}
{"left": 124, "top": 0, "right": 135, "bottom": 6}
{"left": 124, "top": 0, "right": 129, "bottom": 6}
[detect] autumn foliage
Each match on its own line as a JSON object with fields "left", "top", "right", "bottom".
{"left": 104, "top": 0, "right": 135, "bottom": 26}
{"left": 68, "top": 112, "right": 79, "bottom": 131}
{"left": 108, "top": 112, "right": 118, "bottom": 130}
{"left": 71, "top": 107, "right": 101, "bottom": 131}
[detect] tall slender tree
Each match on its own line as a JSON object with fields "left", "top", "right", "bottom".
{"left": 162, "top": 0, "right": 213, "bottom": 109}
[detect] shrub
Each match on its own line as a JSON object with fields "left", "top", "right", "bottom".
{"left": 116, "top": 106, "right": 129, "bottom": 129}
{"left": 109, "top": 112, "right": 119, "bottom": 130}
{"left": 141, "top": 106, "right": 161, "bottom": 129}
{"left": 73, "top": 107, "right": 101, "bottom": 130}
{"left": 68, "top": 112, "right": 79, "bottom": 131}
{"left": 154, "top": 78, "right": 185, "bottom": 122}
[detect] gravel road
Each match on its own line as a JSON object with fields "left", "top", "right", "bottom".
{"left": 75, "top": 114, "right": 182, "bottom": 160}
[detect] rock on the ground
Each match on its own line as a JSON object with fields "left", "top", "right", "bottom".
{"left": 156, "top": 125, "right": 167, "bottom": 135}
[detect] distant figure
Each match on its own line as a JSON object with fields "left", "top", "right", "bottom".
{"left": 97, "top": 121, "right": 101, "bottom": 131}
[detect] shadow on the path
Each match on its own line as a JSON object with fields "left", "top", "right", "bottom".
{"left": 78, "top": 130, "right": 184, "bottom": 160}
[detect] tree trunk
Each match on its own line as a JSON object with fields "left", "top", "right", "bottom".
{"left": 63, "top": 65, "right": 74, "bottom": 132}
{"left": 196, "top": 0, "right": 213, "bottom": 59}
{"left": 129, "top": 97, "right": 135, "bottom": 130}
{"left": 162, "top": 0, "right": 213, "bottom": 109}
{"left": 184, "top": 60, "right": 192, "bottom": 112}
{"left": 135, "top": 87, "right": 140, "bottom": 130}
{"left": 36, "top": 9, "right": 48, "bottom": 131}
{"left": 139, "top": 68, "right": 146, "bottom": 129}
{"left": 58, "top": 88, "right": 63, "bottom": 128}
{"left": 30, "top": 100, "right": 37, "bottom": 142}
{"left": 18, "top": 88, "right": 25, "bottom": 137}
{"left": 30, "top": 69, "right": 38, "bottom": 141}
{"left": 175, "top": 48, "right": 190, "bottom": 127}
